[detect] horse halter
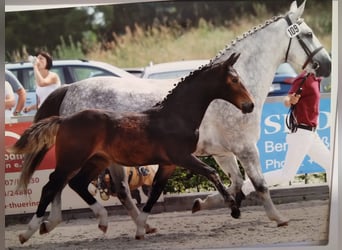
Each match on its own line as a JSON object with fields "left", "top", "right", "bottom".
{"left": 284, "top": 15, "right": 323, "bottom": 70}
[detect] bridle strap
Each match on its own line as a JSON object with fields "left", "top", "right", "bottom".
{"left": 284, "top": 36, "right": 292, "bottom": 62}
{"left": 299, "top": 41, "right": 323, "bottom": 69}
{"left": 284, "top": 15, "right": 323, "bottom": 69}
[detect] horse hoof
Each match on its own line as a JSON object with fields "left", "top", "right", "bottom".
{"left": 135, "top": 235, "right": 145, "bottom": 240}
{"left": 100, "top": 192, "right": 110, "bottom": 201}
{"left": 192, "top": 199, "right": 202, "bottom": 213}
{"left": 98, "top": 224, "right": 108, "bottom": 233}
{"left": 146, "top": 227, "right": 157, "bottom": 234}
{"left": 235, "top": 191, "right": 246, "bottom": 207}
{"left": 39, "top": 221, "right": 48, "bottom": 235}
{"left": 230, "top": 206, "right": 241, "bottom": 219}
{"left": 277, "top": 221, "right": 289, "bottom": 227}
{"left": 19, "top": 234, "right": 27, "bottom": 244}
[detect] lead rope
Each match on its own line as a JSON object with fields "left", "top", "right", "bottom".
{"left": 285, "top": 74, "right": 308, "bottom": 132}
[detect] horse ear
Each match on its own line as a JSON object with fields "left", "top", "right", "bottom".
{"left": 232, "top": 53, "right": 241, "bottom": 66}
{"left": 289, "top": 0, "right": 306, "bottom": 21}
{"left": 289, "top": 1, "right": 298, "bottom": 12}
{"left": 226, "top": 53, "right": 240, "bottom": 67}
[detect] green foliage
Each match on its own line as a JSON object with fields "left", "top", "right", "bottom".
{"left": 87, "top": 21, "right": 236, "bottom": 67}
{"left": 53, "top": 36, "right": 85, "bottom": 60}
{"left": 163, "top": 156, "right": 232, "bottom": 194}
{"left": 294, "top": 173, "right": 327, "bottom": 184}
{"left": 5, "top": 1, "right": 332, "bottom": 62}
{"left": 5, "top": 8, "right": 92, "bottom": 62}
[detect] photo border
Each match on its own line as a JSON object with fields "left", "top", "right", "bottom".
{"left": 3, "top": 1, "right": 340, "bottom": 250}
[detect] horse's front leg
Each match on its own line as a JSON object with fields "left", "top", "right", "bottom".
{"left": 136, "top": 164, "right": 176, "bottom": 240}
{"left": 107, "top": 164, "right": 157, "bottom": 236}
{"left": 192, "top": 153, "right": 245, "bottom": 213}
{"left": 237, "top": 145, "right": 289, "bottom": 226}
{"left": 180, "top": 155, "right": 240, "bottom": 219}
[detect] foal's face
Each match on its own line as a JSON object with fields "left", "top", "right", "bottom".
{"left": 223, "top": 65, "right": 254, "bottom": 114}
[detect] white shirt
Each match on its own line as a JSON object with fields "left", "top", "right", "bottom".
{"left": 36, "top": 81, "right": 61, "bottom": 108}
{"left": 5, "top": 81, "right": 15, "bottom": 121}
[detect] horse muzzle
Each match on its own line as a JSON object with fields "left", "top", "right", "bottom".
{"left": 241, "top": 102, "right": 254, "bottom": 114}
{"left": 314, "top": 59, "right": 331, "bottom": 78}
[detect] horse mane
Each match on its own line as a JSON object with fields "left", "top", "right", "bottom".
{"left": 153, "top": 14, "right": 285, "bottom": 108}
{"left": 153, "top": 61, "right": 215, "bottom": 108}
{"left": 214, "top": 15, "right": 284, "bottom": 60}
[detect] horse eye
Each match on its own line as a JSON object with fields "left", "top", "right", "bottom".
{"left": 306, "top": 32, "right": 313, "bottom": 38}
{"left": 231, "top": 77, "right": 239, "bottom": 84}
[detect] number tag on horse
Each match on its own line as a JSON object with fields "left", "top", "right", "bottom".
{"left": 286, "top": 23, "right": 301, "bottom": 38}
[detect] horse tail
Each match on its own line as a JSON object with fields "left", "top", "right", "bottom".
{"left": 34, "top": 85, "right": 69, "bottom": 123}
{"left": 8, "top": 116, "right": 62, "bottom": 190}
{"left": 14, "top": 85, "right": 70, "bottom": 190}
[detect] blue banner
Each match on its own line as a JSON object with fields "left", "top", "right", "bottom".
{"left": 257, "top": 94, "right": 331, "bottom": 174}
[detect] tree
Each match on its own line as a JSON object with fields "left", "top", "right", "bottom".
{"left": 5, "top": 8, "right": 92, "bottom": 61}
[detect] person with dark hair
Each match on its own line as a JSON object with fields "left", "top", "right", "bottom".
{"left": 23, "top": 51, "right": 61, "bottom": 112}
{"left": 242, "top": 70, "right": 331, "bottom": 195}
{"left": 5, "top": 69, "right": 26, "bottom": 116}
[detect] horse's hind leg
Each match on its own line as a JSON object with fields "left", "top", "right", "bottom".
{"left": 136, "top": 164, "right": 176, "bottom": 240}
{"left": 39, "top": 191, "right": 62, "bottom": 234}
{"left": 192, "top": 154, "right": 245, "bottom": 213}
{"left": 107, "top": 164, "right": 157, "bottom": 236}
{"left": 68, "top": 156, "right": 109, "bottom": 233}
{"left": 237, "top": 145, "right": 289, "bottom": 226}
{"left": 19, "top": 170, "right": 67, "bottom": 244}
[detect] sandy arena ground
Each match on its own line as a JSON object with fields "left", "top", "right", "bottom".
{"left": 5, "top": 199, "right": 329, "bottom": 250}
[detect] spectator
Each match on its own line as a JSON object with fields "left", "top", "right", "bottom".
{"left": 5, "top": 81, "right": 16, "bottom": 110}
{"left": 5, "top": 69, "right": 26, "bottom": 116}
{"left": 23, "top": 51, "right": 61, "bottom": 112}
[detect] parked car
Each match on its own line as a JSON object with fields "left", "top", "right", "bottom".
{"left": 124, "top": 67, "right": 145, "bottom": 78}
{"left": 5, "top": 59, "right": 136, "bottom": 115}
{"left": 141, "top": 60, "right": 298, "bottom": 96}
{"left": 141, "top": 60, "right": 210, "bottom": 79}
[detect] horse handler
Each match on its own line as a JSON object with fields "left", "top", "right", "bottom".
{"left": 243, "top": 70, "right": 332, "bottom": 194}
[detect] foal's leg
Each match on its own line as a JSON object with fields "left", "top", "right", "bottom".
{"left": 237, "top": 145, "right": 289, "bottom": 226}
{"left": 131, "top": 189, "right": 142, "bottom": 204}
{"left": 19, "top": 170, "right": 67, "bottom": 244}
{"left": 107, "top": 164, "right": 157, "bottom": 236}
{"left": 39, "top": 191, "right": 62, "bottom": 234}
{"left": 178, "top": 155, "right": 240, "bottom": 218}
{"left": 136, "top": 164, "right": 176, "bottom": 240}
{"left": 68, "top": 155, "right": 110, "bottom": 233}
{"left": 192, "top": 154, "right": 245, "bottom": 212}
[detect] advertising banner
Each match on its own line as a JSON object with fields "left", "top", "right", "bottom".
{"left": 4, "top": 122, "right": 124, "bottom": 215}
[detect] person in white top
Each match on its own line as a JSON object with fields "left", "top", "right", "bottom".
{"left": 5, "top": 81, "right": 16, "bottom": 110}
{"left": 24, "top": 51, "right": 61, "bottom": 112}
